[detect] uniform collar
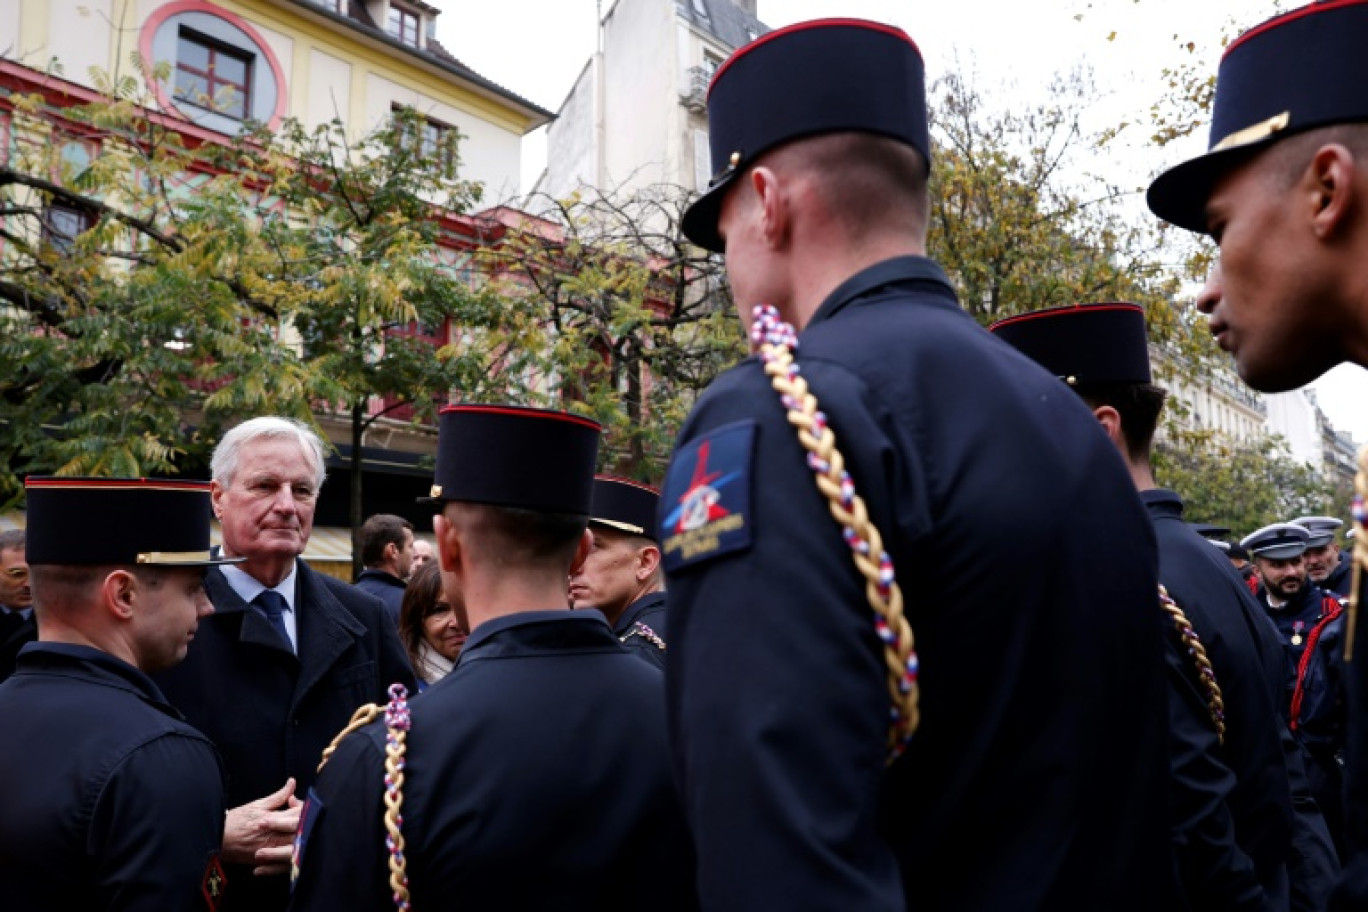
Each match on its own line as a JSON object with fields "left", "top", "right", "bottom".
{"left": 613, "top": 591, "right": 667, "bottom": 635}
{"left": 459, "top": 610, "right": 616, "bottom": 663}
{"left": 806, "top": 255, "right": 958, "bottom": 329}
{"left": 14, "top": 641, "right": 179, "bottom": 713}
{"left": 1269, "top": 581, "right": 1322, "bottom": 614}
{"left": 1139, "top": 488, "right": 1184, "bottom": 519}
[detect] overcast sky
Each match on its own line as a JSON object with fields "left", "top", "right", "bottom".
{"left": 435, "top": 0, "right": 1368, "bottom": 445}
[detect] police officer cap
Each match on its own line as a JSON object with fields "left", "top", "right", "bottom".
{"left": 1227, "top": 542, "right": 1251, "bottom": 561}
{"left": 1190, "top": 522, "right": 1233, "bottom": 541}
{"left": 987, "top": 303, "right": 1152, "bottom": 387}
{"left": 24, "top": 477, "right": 243, "bottom": 567}
{"left": 1291, "top": 515, "right": 1343, "bottom": 548}
{"left": 590, "top": 475, "right": 661, "bottom": 542}
{"left": 1148, "top": 0, "right": 1368, "bottom": 233}
{"left": 681, "top": 18, "right": 930, "bottom": 252}
{"left": 1240, "top": 522, "right": 1311, "bottom": 560}
{"left": 1209, "top": 539, "right": 1232, "bottom": 553}
{"left": 423, "top": 405, "right": 601, "bottom": 515}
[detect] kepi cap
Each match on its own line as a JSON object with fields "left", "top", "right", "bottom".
{"left": 589, "top": 475, "right": 661, "bottom": 542}
{"left": 1148, "top": 0, "right": 1368, "bottom": 233}
{"left": 1241, "top": 522, "right": 1311, "bottom": 560}
{"left": 681, "top": 18, "right": 929, "bottom": 252}
{"left": 988, "top": 303, "right": 1152, "bottom": 387}
{"left": 423, "top": 405, "right": 601, "bottom": 515}
{"left": 24, "top": 477, "right": 242, "bottom": 567}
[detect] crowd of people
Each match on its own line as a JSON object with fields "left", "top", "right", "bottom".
{"left": 5, "top": 3, "right": 1368, "bottom": 910}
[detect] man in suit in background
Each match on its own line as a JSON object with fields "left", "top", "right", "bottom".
{"left": 154, "top": 415, "right": 415, "bottom": 912}
{"left": 0, "top": 530, "right": 35, "bottom": 681}
{"left": 353, "top": 513, "right": 414, "bottom": 624}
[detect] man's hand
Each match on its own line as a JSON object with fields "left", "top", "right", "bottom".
{"left": 222, "top": 778, "right": 304, "bottom": 875}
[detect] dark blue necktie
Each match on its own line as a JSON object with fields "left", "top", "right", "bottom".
{"left": 253, "top": 590, "right": 293, "bottom": 652}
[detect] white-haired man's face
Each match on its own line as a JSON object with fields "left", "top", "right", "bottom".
{"left": 212, "top": 437, "right": 319, "bottom": 567}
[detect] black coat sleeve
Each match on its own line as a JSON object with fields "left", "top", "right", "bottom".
{"left": 288, "top": 729, "right": 391, "bottom": 912}
{"left": 88, "top": 733, "right": 226, "bottom": 912}
{"left": 665, "top": 362, "right": 908, "bottom": 910}
{"left": 1163, "top": 627, "right": 1268, "bottom": 910}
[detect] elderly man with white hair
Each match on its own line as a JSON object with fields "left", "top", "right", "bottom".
{"left": 153, "top": 416, "right": 415, "bottom": 912}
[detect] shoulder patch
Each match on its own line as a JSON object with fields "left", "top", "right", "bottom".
{"left": 201, "top": 852, "right": 227, "bottom": 911}
{"left": 290, "top": 788, "right": 325, "bottom": 891}
{"left": 660, "top": 421, "right": 755, "bottom": 572}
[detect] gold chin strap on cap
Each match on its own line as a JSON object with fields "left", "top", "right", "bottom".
{"left": 751, "top": 305, "right": 919, "bottom": 763}
{"left": 1161, "top": 585, "right": 1226, "bottom": 744}
{"left": 136, "top": 551, "right": 214, "bottom": 564}
{"left": 311, "top": 683, "right": 412, "bottom": 911}
{"left": 1211, "top": 111, "right": 1290, "bottom": 153}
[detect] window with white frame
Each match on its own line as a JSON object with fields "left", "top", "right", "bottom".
{"left": 388, "top": 5, "right": 421, "bottom": 46}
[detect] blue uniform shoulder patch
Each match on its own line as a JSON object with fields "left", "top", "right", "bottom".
{"left": 290, "top": 788, "right": 325, "bottom": 890}
{"left": 660, "top": 420, "right": 755, "bottom": 572}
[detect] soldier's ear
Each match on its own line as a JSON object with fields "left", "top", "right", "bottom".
{"left": 751, "top": 166, "right": 789, "bottom": 251}
{"left": 433, "top": 512, "right": 459, "bottom": 574}
{"left": 637, "top": 544, "right": 662, "bottom": 582}
{"left": 101, "top": 568, "right": 137, "bottom": 621}
{"left": 1307, "top": 143, "right": 1357, "bottom": 241}
{"left": 1091, "top": 405, "right": 1126, "bottom": 456}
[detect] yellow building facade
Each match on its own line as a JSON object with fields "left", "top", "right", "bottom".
{"left": 1, "top": 0, "right": 550, "bottom": 202}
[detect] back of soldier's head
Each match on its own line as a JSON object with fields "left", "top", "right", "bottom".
{"left": 423, "top": 405, "right": 601, "bottom": 576}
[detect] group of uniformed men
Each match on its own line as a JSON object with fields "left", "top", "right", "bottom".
{"left": 5, "top": 2, "right": 1368, "bottom": 909}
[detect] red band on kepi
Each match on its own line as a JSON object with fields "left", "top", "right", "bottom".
{"left": 989, "top": 303, "right": 1152, "bottom": 387}
{"left": 1148, "top": 0, "right": 1368, "bottom": 233}
{"left": 423, "top": 405, "right": 602, "bottom": 516}
{"left": 24, "top": 476, "right": 242, "bottom": 567}
{"left": 589, "top": 474, "right": 662, "bottom": 541}
{"left": 681, "top": 18, "right": 929, "bottom": 253}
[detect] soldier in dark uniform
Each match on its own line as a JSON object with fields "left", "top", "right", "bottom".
{"left": 290, "top": 405, "right": 694, "bottom": 910}
{"left": 663, "top": 19, "right": 1176, "bottom": 909}
{"left": 991, "top": 302, "right": 1339, "bottom": 908}
{"left": 570, "top": 474, "right": 667, "bottom": 670}
{"left": 1243, "top": 522, "right": 1348, "bottom": 855}
{"left": 1145, "top": 4, "right": 1368, "bottom": 898}
{"left": 1297, "top": 516, "right": 1352, "bottom": 598}
{"left": 0, "top": 477, "right": 242, "bottom": 910}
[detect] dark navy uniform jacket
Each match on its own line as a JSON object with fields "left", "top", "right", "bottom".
{"left": 0, "top": 643, "right": 226, "bottom": 910}
{"left": 154, "top": 559, "right": 416, "bottom": 912}
{"left": 0, "top": 608, "right": 35, "bottom": 682}
{"left": 662, "top": 257, "right": 1176, "bottom": 910}
{"left": 615, "top": 590, "right": 668, "bottom": 671}
{"left": 290, "top": 610, "right": 695, "bottom": 911}
{"left": 1144, "top": 489, "right": 1305, "bottom": 908}
{"left": 1264, "top": 581, "right": 1347, "bottom": 858}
